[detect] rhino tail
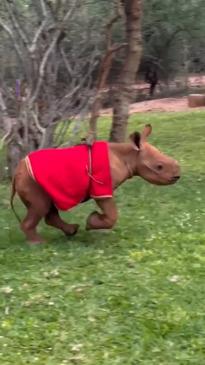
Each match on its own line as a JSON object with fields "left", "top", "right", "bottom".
{"left": 10, "top": 176, "right": 21, "bottom": 223}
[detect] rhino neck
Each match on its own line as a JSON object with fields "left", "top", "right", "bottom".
{"left": 108, "top": 142, "right": 140, "bottom": 189}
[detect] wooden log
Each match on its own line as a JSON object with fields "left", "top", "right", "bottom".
{"left": 188, "top": 94, "right": 205, "bottom": 108}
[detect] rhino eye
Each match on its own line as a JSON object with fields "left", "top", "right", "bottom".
{"left": 157, "top": 164, "right": 163, "bottom": 171}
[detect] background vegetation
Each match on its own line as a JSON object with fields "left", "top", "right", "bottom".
{"left": 1, "top": 0, "right": 205, "bottom": 174}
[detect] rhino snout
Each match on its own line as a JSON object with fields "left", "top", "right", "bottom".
{"left": 170, "top": 175, "right": 180, "bottom": 183}
{"left": 169, "top": 160, "right": 180, "bottom": 183}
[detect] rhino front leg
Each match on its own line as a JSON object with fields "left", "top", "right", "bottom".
{"left": 45, "top": 206, "right": 79, "bottom": 236}
{"left": 86, "top": 198, "right": 118, "bottom": 230}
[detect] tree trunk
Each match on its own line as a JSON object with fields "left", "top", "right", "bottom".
{"left": 7, "top": 142, "right": 23, "bottom": 178}
{"left": 109, "top": 0, "right": 143, "bottom": 142}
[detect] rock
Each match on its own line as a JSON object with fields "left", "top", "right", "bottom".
{"left": 188, "top": 94, "right": 205, "bottom": 108}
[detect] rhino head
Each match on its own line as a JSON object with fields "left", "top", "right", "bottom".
{"left": 129, "top": 124, "right": 180, "bottom": 185}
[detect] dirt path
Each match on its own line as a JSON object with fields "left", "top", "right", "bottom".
{"left": 101, "top": 96, "right": 205, "bottom": 116}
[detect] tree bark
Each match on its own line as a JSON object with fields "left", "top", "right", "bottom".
{"left": 109, "top": 0, "right": 143, "bottom": 142}
{"left": 7, "top": 143, "right": 23, "bottom": 178}
{"left": 86, "top": 5, "right": 125, "bottom": 144}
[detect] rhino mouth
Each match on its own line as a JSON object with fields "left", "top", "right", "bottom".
{"left": 153, "top": 175, "right": 180, "bottom": 185}
{"left": 143, "top": 174, "right": 180, "bottom": 186}
{"left": 169, "top": 175, "right": 180, "bottom": 183}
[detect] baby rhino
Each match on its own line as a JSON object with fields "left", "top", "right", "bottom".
{"left": 11, "top": 124, "right": 180, "bottom": 244}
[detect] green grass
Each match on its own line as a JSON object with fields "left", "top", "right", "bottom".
{"left": 1, "top": 110, "right": 205, "bottom": 364}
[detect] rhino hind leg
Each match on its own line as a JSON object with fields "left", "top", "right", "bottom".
{"left": 21, "top": 207, "right": 46, "bottom": 244}
{"left": 14, "top": 159, "right": 51, "bottom": 243}
{"left": 13, "top": 159, "right": 79, "bottom": 243}
{"left": 19, "top": 193, "right": 50, "bottom": 244}
{"left": 45, "top": 205, "right": 79, "bottom": 236}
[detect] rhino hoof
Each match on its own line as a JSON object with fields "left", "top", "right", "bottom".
{"left": 64, "top": 224, "right": 79, "bottom": 237}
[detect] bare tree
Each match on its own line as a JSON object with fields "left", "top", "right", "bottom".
{"left": 86, "top": 1, "right": 126, "bottom": 144}
{"left": 109, "top": 0, "right": 143, "bottom": 142}
{"left": 0, "top": 0, "right": 99, "bottom": 176}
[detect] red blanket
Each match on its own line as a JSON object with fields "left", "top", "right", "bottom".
{"left": 25, "top": 141, "right": 113, "bottom": 211}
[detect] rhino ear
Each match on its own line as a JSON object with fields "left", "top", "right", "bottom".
{"left": 129, "top": 131, "right": 141, "bottom": 150}
{"left": 141, "top": 124, "right": 152, "bottom": 141}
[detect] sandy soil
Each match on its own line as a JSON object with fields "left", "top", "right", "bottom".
{"left": 101, "top": 75, "right": 205, "bottom": 115}
{"left": 101, "top": 96, "right": 205, "bottom": 115}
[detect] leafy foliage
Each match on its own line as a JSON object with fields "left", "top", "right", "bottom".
{"left": 141, "top": 0, "right": 205, "bottom": 80}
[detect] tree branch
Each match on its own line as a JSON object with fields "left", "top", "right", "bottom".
{"left": 60, "top": 46, "right": 74, "bottom": 79}
{"left": 62, "top": 0, "right": 80, "bottom": 23}
{"left": 0, "top": 90, "right": 14, "bottom": 147}
{"left": 105, "top": 1, "right": 123, "bottom": 49}
{"left": 0, "top": 17, "right": 24, "bottom": 65}
{"left": 5, "top": 0, "right": 30, "bottom": 50}
{"left": 0, "top": 118, "right": 14, "bottom": 149}
{"left": 29, "top": 32, "right": 61, "bottom": 105}
{"left": 29, "top": 18, "right": 48, "bottom": 54}
{"left": 40, "top": 0, "right": 48, "bottom": 18}
{"left": 31, "top": 110, "right": 47, "bottom": 149}
{"left": 30, "top": 0, "right": 79, "bottom": 105}
{"left": 0, "top": 89, "right": 8, "bottom": 116}
{"left": 85, "top": 3, "right": 124, "bottom": 143}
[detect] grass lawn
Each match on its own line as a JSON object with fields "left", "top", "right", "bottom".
{"left": 1, "top": 110, "right": 205, "bottom": 364}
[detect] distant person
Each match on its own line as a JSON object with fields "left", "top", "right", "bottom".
{"left": 145, "top": 67, "right": 159, "bottom": 97}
